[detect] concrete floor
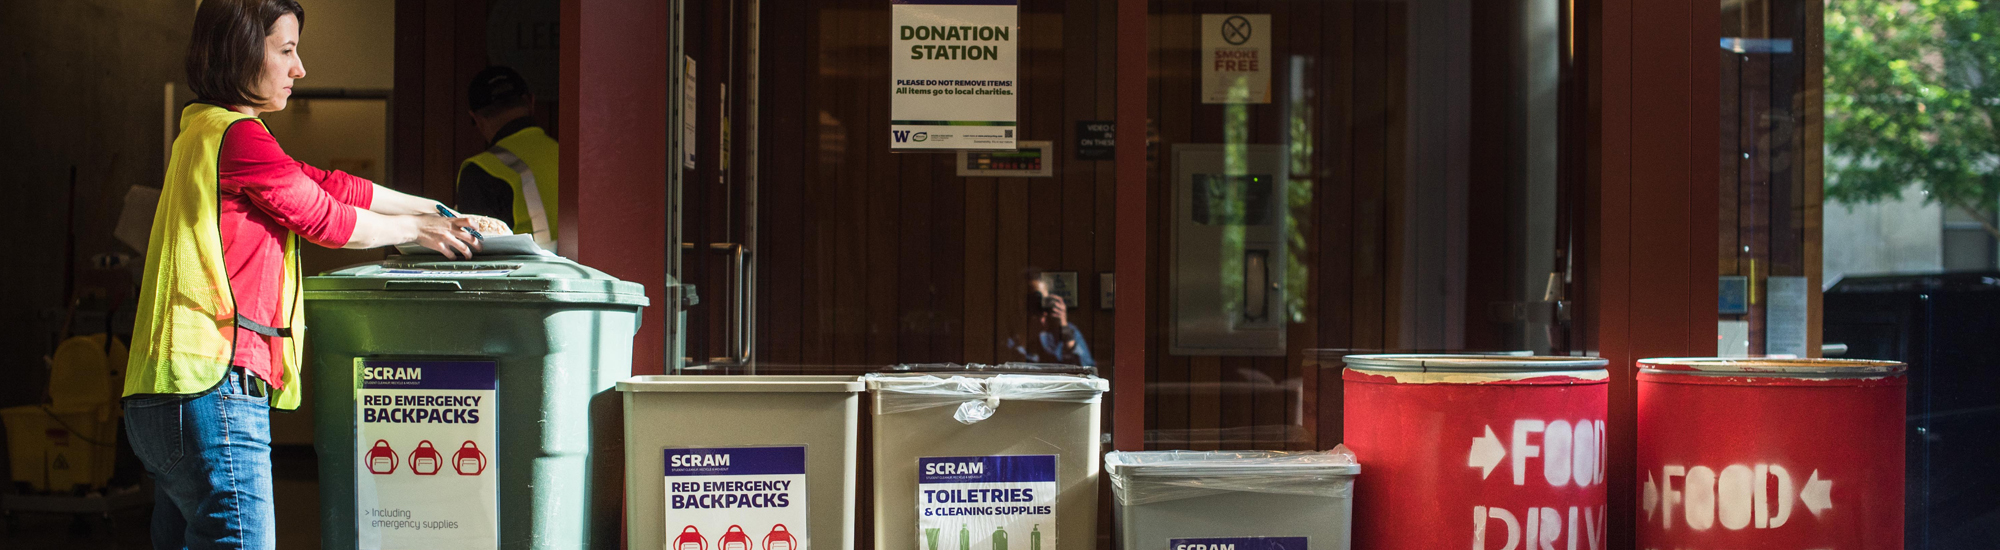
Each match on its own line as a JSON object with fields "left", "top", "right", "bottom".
{"left": 5, "top": 446, "right": 321, "bottom": 549}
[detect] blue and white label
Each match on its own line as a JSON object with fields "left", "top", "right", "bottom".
{"left": 1170, "top": 537, "right": 1309, "bottom": 550}
{"left": 665, "top": 446, "right": 809, "bottom": 550}
{"left": 917, "top": 455, "right": 1058, "bottom": 550}
{"left": 354, "top": 360, "right": 498, "bottom": 549}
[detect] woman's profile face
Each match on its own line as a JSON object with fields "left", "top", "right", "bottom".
{"left": 253, "top": 13, "right": 305, "bottom": 113}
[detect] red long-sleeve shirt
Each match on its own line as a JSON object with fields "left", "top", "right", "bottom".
{"left": 218, "top": 119, "right": 374, "bottom": 388}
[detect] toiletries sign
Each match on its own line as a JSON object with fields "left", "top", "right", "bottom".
{"left": 917, "top": 455, "right": 1057, "bottom": 550}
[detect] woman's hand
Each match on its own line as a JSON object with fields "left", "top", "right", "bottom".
{"left": 464, "top": 214, "right": 512, "bottom": 236}
{"left": 413, "top": 215, "right": 484, "bottom": 259}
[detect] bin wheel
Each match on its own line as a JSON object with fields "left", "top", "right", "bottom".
{"left": 69, "top": 513, "right": 94, "bottom": 537}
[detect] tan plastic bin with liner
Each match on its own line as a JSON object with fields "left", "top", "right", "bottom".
{"left": 866, "top": 370, "right": 1108, "bottom": 550}
{"left": 1106, "top": 448, "right": 1360, "bottom": 550}
{"left": 618, "top": 376, "right": 864, "bottom": 550}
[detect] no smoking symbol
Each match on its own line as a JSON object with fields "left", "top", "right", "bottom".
{"left": 1222, "top": 15, "right": 1253, "bottom": 45}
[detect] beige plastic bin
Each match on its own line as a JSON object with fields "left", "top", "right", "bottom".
{"left": 618, "top": 375, "right": 863, "bottom": 550}
{"left": 867, "top": 372, "right": 1108, "bottom": 550}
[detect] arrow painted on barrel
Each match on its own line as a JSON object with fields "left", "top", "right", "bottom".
{"left": 1802, "top": 469, "right": 1833, "bottom": 517}
{"left": 1468, "top": 425, "right": 1506, "bottom": 479}
{"left": 1643, "top": 473, "right": 1659, "bottom": 519}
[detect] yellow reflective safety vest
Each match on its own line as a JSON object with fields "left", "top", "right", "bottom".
{"left": 125, "top": 103, "right": 305, "bottom": 410}
{"left": 459, "top": 126, "right": 559, "bottom": 253}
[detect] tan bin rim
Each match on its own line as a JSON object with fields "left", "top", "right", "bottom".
{"left": 616, "top": 375, "right": 863, "bottom": 393}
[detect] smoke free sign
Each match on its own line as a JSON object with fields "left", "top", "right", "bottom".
{"left": 918, "top": 455, "right": 1058, "bottom": 550}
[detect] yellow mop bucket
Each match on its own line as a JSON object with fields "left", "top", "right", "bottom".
{"left": 2, "top": 403, "right": 119, "bottom": 492}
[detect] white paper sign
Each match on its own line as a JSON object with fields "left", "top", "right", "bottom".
{"left": 355, "top": 360, "right": 499, "bottom": 549}
{"left": 917, "top": 455, "right": 1057, "bottom": 550}
{"left": 890, "top": 0, "right": 1019, "bottom": 150}
{"left": 1765, "top": 276, "right": 1809, "bottom": 357}
{"left": 1201, "top": 14, "right": 1272, "bottom": 104}
{"left": 664, "top": 446, "right": 810, "bottom": 550}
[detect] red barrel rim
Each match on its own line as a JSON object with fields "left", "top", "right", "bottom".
{"left": 1637, "top": 357, "right": 1905, "bottom": 378}
{"left": 1341, "top": 354, "right": 1609, "bottom": 372}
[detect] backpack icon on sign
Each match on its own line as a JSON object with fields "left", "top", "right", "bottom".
{"left": 454, "top": 441, "right": 487, "bottom": 475}
{"left": 408, "top": 440, "right": 443, "bottom": 475}
{"left": 719, "top": 525, "right": 753, "bottom": 550}
{"left": 675, "top": 525, "right": 708, "bottom": 550}
{"left": 365, "top": 440, "right": 398, "bottom": 475}
{"left": 763, "top": 524, "right": 798, "bottom": 550}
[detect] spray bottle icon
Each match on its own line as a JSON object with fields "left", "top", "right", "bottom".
{"left": 925, "top": 528, "right": 942, "bottom": 550}
{"left": 1030, "top": 525, "right": 1041, "bottom": 550}
{"left": 992, "top": 526, "right": 1009, "bottom": 550}
{"left": 958, "top": 524, "right": 970, "bottom": 550}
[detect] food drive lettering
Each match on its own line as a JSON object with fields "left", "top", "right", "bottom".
{"left": 669, "top": 480, "right": 793, "bottom": 510}
{"left": 360, "top": 394, "right": 482, "bottom": 424}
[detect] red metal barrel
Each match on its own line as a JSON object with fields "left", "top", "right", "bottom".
{"left": 1342, "top": 355, "right": 1610, "bottom": 550}
{"left": 1636, "top": 358, "right": 1905, "bottom": 550}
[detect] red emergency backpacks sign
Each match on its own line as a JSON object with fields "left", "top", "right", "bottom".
{"left": 355, "top": 360, "right": 500, "bottom": 548}
{"left": 665, "top": 446, "right": 811, "bottom": 550}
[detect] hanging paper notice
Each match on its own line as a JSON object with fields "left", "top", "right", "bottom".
{"left": 1201, "top": 14, "right": 1272, "bottom": 104}
{"left": 890, "top": 0, "right": 1019, "bottom": 150}
{"left": 664, "top": 446, "right": 810, "bottom": 550}
{"left": 354, "top": 360, "right": 498, "bottom": 549}
{"left": 916, "top": 455, "right": 1057, "bottom": 550}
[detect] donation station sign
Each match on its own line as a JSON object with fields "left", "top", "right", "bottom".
{"left": 354, "top": 360, "right": 499, "bottom": 549}
{"left": 890, "top": 0, "right": 1018, "bottom": 150}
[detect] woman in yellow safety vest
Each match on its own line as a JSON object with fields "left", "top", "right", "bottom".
{"left": 121, "top": 1, "right": 497, "bottom": 547}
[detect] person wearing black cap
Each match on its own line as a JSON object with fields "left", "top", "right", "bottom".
{"left": 457, "top": 66, "right": 561, "bottom": 254}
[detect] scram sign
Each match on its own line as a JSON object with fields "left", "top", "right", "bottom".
{"left": 665, "top": 446, "right": 810, "bottom": 550}
{"left": 354, "top": 360, "right": 499, "bottom": 549}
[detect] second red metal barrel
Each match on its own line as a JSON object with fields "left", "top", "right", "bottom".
{"left": 1341, "top": 354, "right": 1610, "bottom": 550}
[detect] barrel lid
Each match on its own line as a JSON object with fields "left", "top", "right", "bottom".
{"left": 1341, "top": 354, "right": 1608, "bottom": 372}
{"left": 616, "top": 375, "right": 863, "bottom": 393}
{"left": 1638, "top": 357, "right": 1905, "bottom": 378}
{"left": 305, "top": 255, "right": 646, "bottom": 299}
{"left": 1105, "top": 449, "right": 1360, "bottom": 477}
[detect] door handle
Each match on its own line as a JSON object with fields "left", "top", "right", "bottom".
{"left": 706, "top": 243, "right": 754, "bottom": 367}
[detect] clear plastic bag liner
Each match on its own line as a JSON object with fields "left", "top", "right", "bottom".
{"left": 865, "top": 372, "right": 1107, "bottom": 425}
{"left": 1105, "top": 445, "right": 1360, "bottom": 506}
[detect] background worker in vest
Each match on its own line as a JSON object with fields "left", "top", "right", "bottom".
{"left": 456, "top": 66, "right": 561, "bottom": 254}
{"left": 124, "top": 1, "right": 498, "bottom": 547}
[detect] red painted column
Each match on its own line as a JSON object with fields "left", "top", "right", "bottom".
{"left": 1112, "top": 0, "right": 1149, "bottom": 453}
{"left": 561, "top": 0, "right": 670, "bottom": 376}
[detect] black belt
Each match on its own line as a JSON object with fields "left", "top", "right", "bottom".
{"left": 235, "top": 314, "right": 293, "bottom": 338}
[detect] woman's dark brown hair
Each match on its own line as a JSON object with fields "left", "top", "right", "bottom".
{"left": 185, "top": 0, "right": 305, "bottom": 107}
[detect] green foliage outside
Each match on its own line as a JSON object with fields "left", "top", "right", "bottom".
{"left": 1826, "top": 0, "right": 2000, "bottom": 239}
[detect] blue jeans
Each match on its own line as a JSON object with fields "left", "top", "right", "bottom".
{"left": 123, "top": 369, "right": 276, "bottom": 550}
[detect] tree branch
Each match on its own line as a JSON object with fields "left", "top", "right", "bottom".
{"left": 1957, "top": 202, "right": 2000, "bottom": 242}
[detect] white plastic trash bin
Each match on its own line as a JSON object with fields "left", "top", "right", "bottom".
{"left": 618, "top": 375, "right": 864, "bottom": 550}
{"left": 1106, "top": 447, "right": 1360, "bottom": 550}
{"left": 866, "top": 371, "right": 1108, "bottom": 550}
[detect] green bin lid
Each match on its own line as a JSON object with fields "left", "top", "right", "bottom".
{"left": 305, "top": 255, "right": 647, "bottom": 305}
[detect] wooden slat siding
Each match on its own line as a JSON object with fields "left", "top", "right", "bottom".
{"left": 1768, "top": 4, "right": 1803, "bottom": 281}
{"left": 391, "top": 0, "right": 425, "bottom": 194}
{"left": 1152, "top": 2, "right": 1193, "bottom": 451}
{"left": 1350, "top": 0, "right": 1388, "bottom": 354}
{"left": 758, "top": 0, "right": 807, "bottom": 375}
{"left": 1313, "top": 0, "right": 1356, "bottom": 451}
{"left": 831, "top": 0, "right": 866, "bottom": 370}
{"left": 1383, "top": 0, "right": 1408, "bottom": 351}
{"left": 865, "top": 2, "right": 902, "bottom": 368}
{"left": 896, "top": 127, "right": 934, "bottom": 363}
{"left": 421, "top": 1, "right": 456, "bottom": 203}
{"left": 1462, "top": 0, "right": 1508, "bottom": 351}
{"left": 964, "top": 171, "right": 999, "bottom": 364}
{"left": 1142, "top": 4, "right": 1164, "bottom": 443}
{"left": 1092, "top": 0, "right": 1116, "bottom": 368}
{"left": 1741, "top": 52, "right": 1769, "bottom": 352}
{"left": 932, "top": 152, "right": 967, "bottom": 363}
{"left": 1061, "top": 0, "right": 1098, "bottom": 358}
{"left": 1800, "top": 2, "right": 1824, "bottom": 357}
{"left": 1286, "top": 0, "right": 1323, "bottom": 452}
{"left": 800, "top": 4, "right": 832, "bottom": 374}
{"left": 1027, "top": 6, "right": 1064, "bottom": 325}
{"left": 1719, "top": 50, "right": 1740, "bottom": 277}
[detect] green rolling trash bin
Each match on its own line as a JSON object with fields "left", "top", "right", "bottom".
{"left": 304, "top": 255, "right": 649, "bottom": 549}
